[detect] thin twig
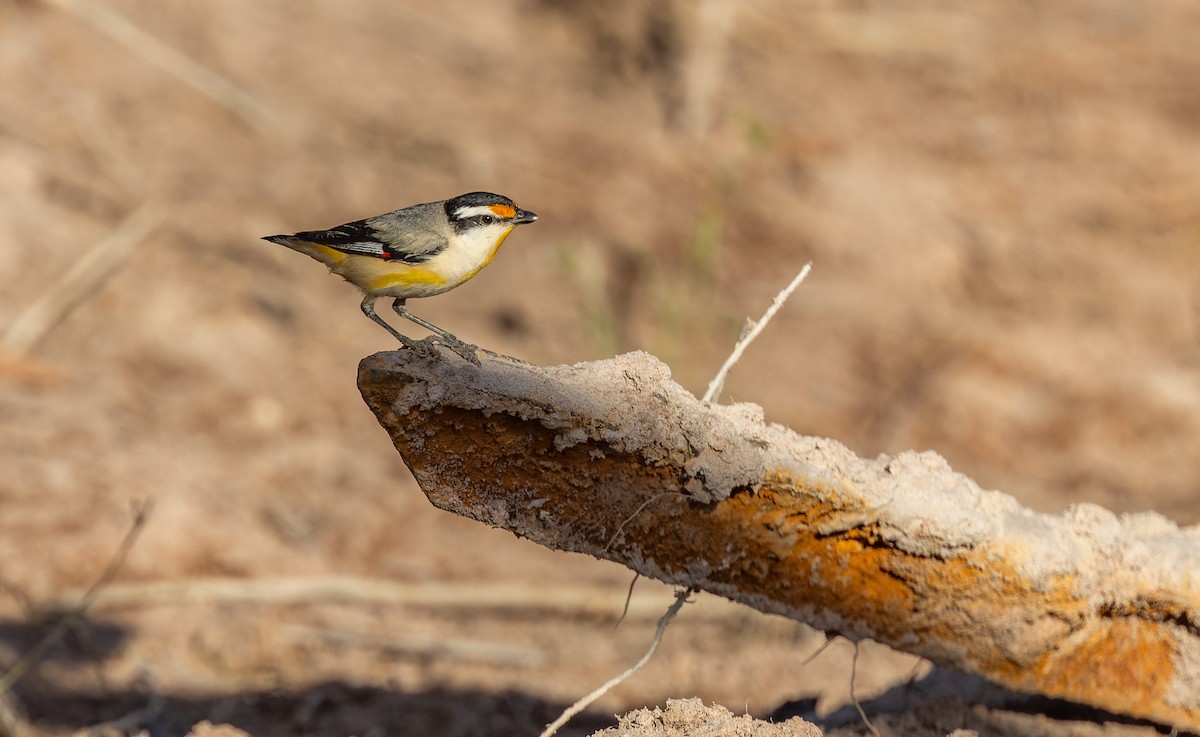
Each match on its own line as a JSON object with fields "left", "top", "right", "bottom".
{"left": 613, "top": 573, "right": 640, "bottom": 633}
{"left": 540, "top": 587, "right": 696, "bottom": 737}
{"left": 40, "top": 0, "right": 274, "bottom": 130}
{"left": 851, "top": 641, "right": 882, "bottom": 737}
{"left": 79, "top": 501, "right": 154, "bottom": 612}
{"left": 797, "top": 634, "right": 834, "bottom": 668}
{"left": 0, "top": 201, "right": 166, "bottom": 356}
{"left": 703, "top": 262, "right": 812, "bottom": 403}
{"left": 0, "top": 501, "right": 152, "bottom": 696}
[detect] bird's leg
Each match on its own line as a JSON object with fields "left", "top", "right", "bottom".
{"left": 360, "top": 296, "right": 428, "bottom": 354}
{"left": 391, "top": 298, "right": 479, "bottom": 365}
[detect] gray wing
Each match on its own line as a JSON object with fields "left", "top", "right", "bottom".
{"left": 292, "top": 203, "right": 448, "bottom": 264}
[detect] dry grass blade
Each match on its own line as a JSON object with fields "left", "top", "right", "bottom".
{"left": 0, "top": 201, "right": 166, "bottom": 356}
{"left": 40, "top": 0, "right": 274, "bottom": 130}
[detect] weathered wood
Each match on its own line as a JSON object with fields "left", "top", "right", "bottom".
{"left": 358, "top": 347, "right": 1200, "bottom": 731}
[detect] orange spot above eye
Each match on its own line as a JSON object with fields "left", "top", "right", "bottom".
{"left": 489, "top": 204, "right": 516, "bottom": 219}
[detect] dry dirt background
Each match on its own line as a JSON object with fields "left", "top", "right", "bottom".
{"left": 0, "top": 1, "right": 1197, "bottom": 735}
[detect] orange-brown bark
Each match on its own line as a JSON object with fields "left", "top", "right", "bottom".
{"left": 359, "top": 348, "right": 1200, "bottom": 731}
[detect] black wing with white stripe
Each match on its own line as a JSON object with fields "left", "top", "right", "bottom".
{"left": 290, "top": 220, "right": 405, "bottom": 263}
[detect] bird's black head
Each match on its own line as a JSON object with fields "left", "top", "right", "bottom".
{"left": 445, "top": 192, "right": 537, "bottom": 232}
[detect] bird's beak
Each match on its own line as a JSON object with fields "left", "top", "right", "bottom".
{"left": 514, "top": 209, "right": 538, "bottom": 225}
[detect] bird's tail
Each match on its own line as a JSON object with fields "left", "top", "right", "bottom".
{"left": 261, "top": 234, "right": 347, "bottom": 268}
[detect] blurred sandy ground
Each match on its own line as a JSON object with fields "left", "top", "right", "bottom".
{"left": 0, "top": 0, "right": 1197, "bottom": 732}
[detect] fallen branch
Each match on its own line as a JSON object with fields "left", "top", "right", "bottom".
{"left": 358, "top": 348, "right": 1200, "bottom": 732}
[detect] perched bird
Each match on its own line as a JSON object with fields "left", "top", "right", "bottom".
{"left": 263, "top": 192, "right": 537, "bottom": 363}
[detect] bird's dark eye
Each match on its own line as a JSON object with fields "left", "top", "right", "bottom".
{"left": 480, "top": 215, "right": 495, "bottom": 225}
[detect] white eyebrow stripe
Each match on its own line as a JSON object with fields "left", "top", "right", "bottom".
{"left": 454, "top": 205, "right": 501, "bottom": 219}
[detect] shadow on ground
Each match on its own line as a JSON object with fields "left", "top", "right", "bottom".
{"left": 12, "top": 680, "right": 613, "bottom": 737}
{"left": 0, "top": 615, "right": 611, "bottom": 736}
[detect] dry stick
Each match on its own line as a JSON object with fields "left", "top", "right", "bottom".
{"left": 850, "top": 641, "right": 882, "bottom": 737}
{"left": 550, "top": 263, "right": 816, "bottom": 732}
{"left": 539, "top": 587, "right": 696, "bottom": 737}
{"left": 0, "top": 501, "right": 152, "bottom": 696}
{"left": 703, "top": 262, "right": 813, "bottom": 403}
{"left": 361, "top": 300, "right": 1200, "bottom": 730}
{"left": 40, "top": 0, "right": 274, "bottom": 130}
{"left": 0, "top": 201, "right": 166, "bottom": 356}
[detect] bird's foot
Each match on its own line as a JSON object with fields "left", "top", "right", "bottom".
{"left": 395, "top": 333, "right": 439, "bottom": 359}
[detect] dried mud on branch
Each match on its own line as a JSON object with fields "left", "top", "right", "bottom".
{"left": 359, "top": 348, "right": 1200, "bottom": 732}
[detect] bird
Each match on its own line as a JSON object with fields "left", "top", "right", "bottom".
{"left": 262, "top": 192, "right": 537, "bottom": 363}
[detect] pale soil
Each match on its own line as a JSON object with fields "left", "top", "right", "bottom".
{"left": 0, "top": 1, "right": 1196, "bottom": 735}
